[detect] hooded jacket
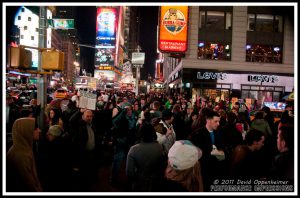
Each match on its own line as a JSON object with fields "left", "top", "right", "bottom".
{"left": 6, "top": 118, "right": 43, "bottom": 192}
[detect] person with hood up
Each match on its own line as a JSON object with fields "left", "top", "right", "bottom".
{"left": 6, "top": 117, "right": 43, "bottom": 192}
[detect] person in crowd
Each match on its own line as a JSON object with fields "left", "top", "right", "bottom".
{"left": 219, "top": 112, "right": 244, "bottom": 157}
{"left": 261, "top": 106, "right": 276, "bottom": 133}
{"left": 155, "top": 109, "right": 176, "bottom": 155}
{"left": 110, "top": 108, "right": 130, "bottom": 185}
{"left": 250, "top": 111, "right": 272, "bottom": 138}
{"left": 230, "top": 129, "right": 265, "bottom": 179}
{"left": 149, "top": 100, "right": 162, "bottom": 119}
{"left": 70, "top": 109, "right": 101, "bottom": 190}
{"left": 6, "top": 95, "right": 20, "bottom": 134}
{"left": 112, "top": 98, "right": 123, "bottom": 122}
{"left": 124, "top": 105, "right": 138, "bottom": 149}
{"left": 39, "top": 125, "right": 71, "bottom": 191}
{"left": 165, "top": 96, "right": 174, "bottom": 110}
{"left": 189, "top": 110, "right": 225, "bottom": 191}
{"left": 218, "top": 109, "right": 227, "bottom": 129}
{"left": 6, "top": 117, "right": 43, "bottom": 192}
{"left": 268, "top": 125, "right": 294, "bottom": 183}
{"left": 172, "top": 104, "right": 187, "bottom": 140}
{"left": 126, "top": 123, "right": 165, "bottom": 191}
{"left": 161, "top": 140, "right": 203, "bottom": 192}
{"left": 47, "top": 108, "right": 63, "bottom": 130}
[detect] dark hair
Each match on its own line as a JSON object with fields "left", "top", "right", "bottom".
{"left": 245, "top": 129, "right": 264, "bottom": 146}
{"left": 278, "top": 125, "right": 294, "bottom": 151}
{"left": 227, "top": 112, "right": 238, "bottom": 124}
{"left": 261, "top": 106, "right": 271, "bottom": 114}
{"left": 206, "top": 110, "right": 220, "bottom": 120}
{"left": 255, "top": 111, "right": 264, "bottom": 119}
{"left": 139, "top": 123, "right": 157, "bottom": 142}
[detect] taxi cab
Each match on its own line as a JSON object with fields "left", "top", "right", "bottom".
{"left": 54, "top": 88, "right": 68, "bottom": 99}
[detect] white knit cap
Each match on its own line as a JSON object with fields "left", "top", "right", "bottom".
{"left": 168, "top": 140, "right": 202, "bottom": 170}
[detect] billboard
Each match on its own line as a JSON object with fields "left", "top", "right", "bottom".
{"left": 96, "top": 7, "right": 118, "bottom": 47}
{"left": 158, "top": 6, "right": 189, "bottom": 53}
{"left": 94, "top": 69, "right": 115, "bottom": 82}
{"left": 95, "top": 48, "right": 115, "bottom": 67}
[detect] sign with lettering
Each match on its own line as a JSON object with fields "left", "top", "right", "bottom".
{"left": 197, "top": 72, "right": 227, "bottom": 80}
{"left": 248, "top": 75, "right": 279, "bottom": 83}
{"left": 158, "top": 6, "right": 188, "bottom": 53}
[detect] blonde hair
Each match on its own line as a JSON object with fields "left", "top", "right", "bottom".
{"left": 165, "top": 161, "right": 203, "bottom": 192}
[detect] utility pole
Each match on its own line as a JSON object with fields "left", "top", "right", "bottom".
{"left": 135, "top": 45, "right": 141, "bottom": 96}
{"left": 37, "top": 6, "right": 47, "bottom": 131}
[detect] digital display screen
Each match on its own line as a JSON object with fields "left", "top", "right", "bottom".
{"left": 263, "top": 102, "right": 286, "bottom": 111}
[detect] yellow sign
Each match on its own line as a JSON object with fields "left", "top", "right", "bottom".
{"left": 159, "top": 6, "right": 188, "bottom": 52}
{"left": 98, "top": 66, "right": 114, "bottom": 70}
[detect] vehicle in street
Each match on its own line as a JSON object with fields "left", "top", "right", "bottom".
{"left": 54, "top": 88, "right": 68, "bottom": 99}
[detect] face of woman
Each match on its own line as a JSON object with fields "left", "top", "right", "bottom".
{"left": 50, "top": 110, "right": 55, "bottom": 119}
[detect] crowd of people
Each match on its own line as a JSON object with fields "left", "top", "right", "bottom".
{"left": 5, "top": 89, "right": 295, "bottom": 192}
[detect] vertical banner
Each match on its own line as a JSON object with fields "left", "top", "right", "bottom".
{"left": 158, "top": 6, "right": 189, "bottom": 53}
{"left": 95, "top": 7, "right": 119, "bottom": 68}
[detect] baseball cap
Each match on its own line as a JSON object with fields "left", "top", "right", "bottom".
{"left": 168, "top": 140, "right": 202, "bottom": 170}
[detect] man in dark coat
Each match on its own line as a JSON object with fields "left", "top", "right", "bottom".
{"left": 189, "top": 110, "right": 226, "bottom": 191}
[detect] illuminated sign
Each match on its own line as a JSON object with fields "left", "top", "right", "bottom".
{"left": 94, "top": 69, "right": 115, "bottom": 82}
{"left": 95, "top": 48, "right": 115, "bottom": 67}
{"left": 48, "top": 19, "right": 74, "bottom": 29}
{"left": 98, "top": 66, "right": 114, "bottom": 70}
{"left": 96, "top": 8, "right": 118, "bottom": 47}
{"left": 248, "top": 75, "right": 279, "bottom": 83}
{"left": 159, "top": 6, "right": 188, "bottom": 53}
{"left": 197, "top": 72, "right": 227, "bottom": 80}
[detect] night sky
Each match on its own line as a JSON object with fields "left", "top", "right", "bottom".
{"left": 6, "top": 6, "right": 159, "bottom": 80}
{"left": 75, "top": 6, "right": 159, "bottom": 80}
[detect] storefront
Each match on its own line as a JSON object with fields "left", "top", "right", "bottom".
{"left": 180, "top": 69, "right": 294, "bottom": 105}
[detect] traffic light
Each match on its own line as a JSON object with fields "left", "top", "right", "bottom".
{"left": 41, "top": 49, "right": 64, "bottom": 71}
{"left": 8, "top": 46, "right": 32, "bottom": 69}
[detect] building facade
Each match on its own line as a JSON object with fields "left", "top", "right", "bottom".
{"left": 163, "top": 5, "right": 295, "bottom": 106}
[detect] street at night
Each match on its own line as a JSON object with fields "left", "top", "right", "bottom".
{"left": 2, "top": 2, "right": 297, "bottom": 196}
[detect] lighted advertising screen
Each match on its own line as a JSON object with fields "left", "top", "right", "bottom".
{"left": 159, "top": 6, "right": 188, "bottom": 53}
{"left": 94, "top": 69, "right": 115, "bottom": 82}
{"left": 263, "top": 102, "right": 286, "bottom": 111}
{"left": 96, "top": 7, "right": 118, "bottom": 47}
{"left": 95, "top": 48, "right": 115, "bottom": 67}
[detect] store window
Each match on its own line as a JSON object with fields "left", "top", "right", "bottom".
{"left": 198, "top": 41, "right": 231, "bottom": 60}
{"left": 246, "top": 44, "right": 282, "bottom": 63}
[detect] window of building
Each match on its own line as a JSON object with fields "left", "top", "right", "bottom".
{"left": 247, "top": 13, "right": 283, "bottom": 32}
{"left": 24, "top": 26, "right": 28, "bottom": 30}
{"left": 36, "top": 28, "right": 39, "bottom": 32}
{"left": 21, "top": 35, "right": 24, "bottom": 39}
{"left": 18, "top": 16, "right": 21, "bottom": 20}
{"left": 206, "top": 11, "right": 224, "bottom": 30}
{"left": 31, "top": 36, "right": 34, "bottom": 40}
{"left": 248, "top": 14, "right": 255, "bottom": 31}
{"left": 28, "top": 17, "right": 31, "bottom": 21}
{"left": 225, "top": 12, "right": 232, "bottom": 30}
{"left": 256, "top": 14, "right": 274, "bottom": 32}
{"left": 21, "top": 8, "right": 25, "bottom": 12}
{"left": 246, "top": 44, "right": 282, "bottom": 63}
{"left": 198, "top": 41, "right": 231, "bottom": 61}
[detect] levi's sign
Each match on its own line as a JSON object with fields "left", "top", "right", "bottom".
{"left": 197, "top": 72, "right": 227, "bottom": 80}
{"left": 248, "top": 75, "right": 279, "bottom": 83}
